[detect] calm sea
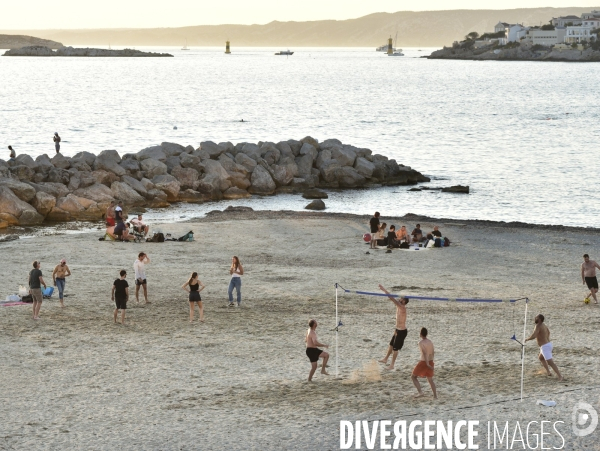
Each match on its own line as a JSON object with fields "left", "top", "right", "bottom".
{"left": 1, "top": 47, "right": 598, "bottom": 227}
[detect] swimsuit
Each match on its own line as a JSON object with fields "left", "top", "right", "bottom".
{"left": 390, "top": 329, "right": 408, "bottom": 351}
{"left": 412, "top": 361, "right": 434, "bottom": 378}
{"left": 306, "top": 347, "right": 323, "bottom": 362}
{"left": 540, "top": 342, "right": 553, "bottom": 360}
{"left": 189, "top": 282, "right": 201, "bottom": 302}
{"left": 585, "top": 276, "right": 598, "bottom": 289}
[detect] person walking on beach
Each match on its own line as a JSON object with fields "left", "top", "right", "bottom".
{"left": 53, "top": 132, "right": 61, "bottom": 153}
{"left": 8, "top": 145, "right": 16, "bottom": 162}
{"left": 29, "top": 261, "right": 47, "bottom": 320}
{"left": 369, "top": 212, "right": 380, "bottom": 249}
{"left": 581, "top": 254, "right": 600, "bottom": 304}
{"left": 133, "top": 252, "right": 150, "bottom": 304}
{"left": 378, "top": 284, "right": 408, "bottom": 371}
{"left": 111, "top": 270, "right": 129, "bottom": 324}
{"left": 305, "top": 319, "right": 329, "bottom": 381}
{"left": 525, "top": 314, "right": 564, "bottom": 381}
{"left": 228, "top": 256, "right": 243, "bottom": 307}
{"left": 52, "top": 259, "right": 71, "bottom": 308}
{"left": 105, "top": 201, "right": 116, "bottom": 227}
{"left": 411, "top": 327, "right": 437, "bottom": 399}
{"left": 182, "top": 272, "right": 205, "bottom": 322}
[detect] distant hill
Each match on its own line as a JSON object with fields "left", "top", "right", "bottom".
{"left": 0, "top": 34, "right": 63, "bottom": 49}
{"left": 2, "top": 7, "right": 598, "bottom": 48}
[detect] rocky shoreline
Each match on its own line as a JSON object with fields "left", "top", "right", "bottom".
{"left": 427, "top": 40, "right": 600, "bottom": 61}
{"left": 0, "top": 137, "right": 429, "bottom": 228}
{"left": 3, "top": 46, "right": 173, "bottom": 57}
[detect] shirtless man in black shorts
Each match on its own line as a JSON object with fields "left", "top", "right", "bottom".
{"left": 305, "top": 319, "right": 329, "bottom": 381}
{"left": 581, "top": 254, "right": 600, "bottom": 304}
{"left": 378, "top": 284, "right": 408, "bottom": 371}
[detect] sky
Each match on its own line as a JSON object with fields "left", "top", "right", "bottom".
{"left": 1, "top": 1, "right": 599, "bottom": 29}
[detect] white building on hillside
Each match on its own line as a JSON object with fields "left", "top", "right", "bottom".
{"left": 506, "top": 24, "right": 529, "bottom": 42}
{"left": 494, "top": 22, "right": 513, "bottom": 33}
{"left": 564, "top": 19, "right": 600, "bottom": 43}
{"left": 527, "top": 27, "right": 567, "bottom": 46}
{"left": 582, "top": 10, "right": 600, "bottom": 19}
{"left": 551, "top": 15, "right": 583, "bottom": 27}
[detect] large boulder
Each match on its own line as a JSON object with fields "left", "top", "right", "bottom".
{"left": 295, "top": 153, "right": 314, "bottom": 178}
{"left": 141, "top": 158, "right": 168, "bottom": 178}
{"left": 67, "top": 170, "right": 81, "bottom": 191}
{"left": 200, "top": 141, "right": 224, "bottom": 159}
{"left": 72, "top": 151, "right": 96, "bottom": 166}
{"left": 0, "top": 186, "right": 44, "bottom": 225}
{"left": 248, "top": 165, "right": 276, "bottom": 195}
{"left": 235, "top": 152, "right": 257, "bottom": 172}
{"left": 228, "top": 173, "right": 251, "bottom": 190}
{"left": 276, "top": 141, "right": 295, "bottom": 160}
{"left": 152, "top": 174, "right": 181, "bottom": 201}
{"left": 305, "top": 199, "right": 325, "bottom": 210}
{"left": 137, "top": 145, "right": 167, "bottom": 161}
{"left": 201, "top": 160, "right": 231, "bottom": 191}
{"left": 260, "top": 143, "right": 281, "bottom": 165}
{"left": 319, "top": 160, "right": 342, "bottom": 183}
{"left": 223, "top": 187, "right": 251, "bottom": 199}
{"left": 121, "top": 175, "right": 149, "bottom": 198}
{"left": 91, "top": 169, "right": 119, "bottom": 187}
{"left": 180, "top": 153, "right": 203, "bottom": 173}
{"left": 0, "top": 178, "right": 36, "bottom": 202}
{"left": 337, "top": 166, "right": 366, "bottom": 188}
{"left": 165, "top": 155, "right": 181, "bottom": 173}
{"left": 319, "top": 138, "right": 343, "bottom": 150}
{"left": 54, "top": 194, "right": 102, "bottom": 220}
{"left": 177, "top": 189, "right": 210, "bottom": 203}
{"left": 9, "top": 165, "right": 35, "bottom": 181}
{"left": 161, "top": 142, "right": 186, "bottom": 157}
{"left": 47, "top": 168, "right": 70, "bottom": 185}
{"left": 28, "top": 182, "right": 69, "bottom": 198}
{"left": 119, "top": 157, "right": 141, "bottom": 173}
{"left": 93, "top": 149, "right": 125, "bottom": 176}
{"left": 286, "top": 139, "right": 302, "bottom": 156}
{"left": 354, "top": 157, "right": 375, "bottom": 178}
{"left": 31, "top": 191, "right": 56, "bottom": 216}
{"left": 331, "top": 145, "right": 357, "bottom": 167}
{"left": 192, "top": 148, "right": 211, "bottom": 160}
{"left": 74, "top": 183, "right": 115, "bottom": 204}
{"left": 219, "top": 154, "right": 248, "bottom": 176}
{"left": 442, "top": 185, "right": 469, "bottom": 194}
{"left": 315, "top": 149, "right": 332, "bottom": 169}
{"left": 171, "top": 167, "right": 199, "bottom": 190}
{"left": 241, "top": 143, "right": 261, "bottom": 161}
{"left": 35, "top": 154, "right": 54, "bottom": 171}
{"left": 69, "top": 159, "right": 91, "bottom": 172}
{"left": 111, "top": 181, "right": 146, "bottom": 206}
{"left": 270, "top": 164, "right": 294, "bottom": 187}
{"left": 299, "top": 143, "right": 318, "bottom": 161}
{"left": 300, "top": 136, "right": 319, "bottom": 150}
{"left": 302, "top": 188, "right": 328, "bottom": 199}
{"left": 51, "top": 153, "right": 71, "bottom": 170}
{"left": 15, "top": 154, "right": 38, "bottom": 170}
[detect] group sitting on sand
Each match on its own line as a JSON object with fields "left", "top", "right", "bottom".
{"left": 104, "top": 201, "right": 150, "bottom": 241}
{"left": 369, "top": 212, "right": 448, "bottom": 250}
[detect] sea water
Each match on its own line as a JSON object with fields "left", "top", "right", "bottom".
{"left": 0, "top": 47, "right": 598, "bottom": 227}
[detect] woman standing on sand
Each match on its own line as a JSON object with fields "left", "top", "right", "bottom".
{"left": 182, "top": 272, "right": 205, "bottom": 322}
{"left": 228, "top": 256, "right": 243, "bottom": 307}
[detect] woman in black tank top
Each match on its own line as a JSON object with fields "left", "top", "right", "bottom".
{"left": 182, "top": 272, "right": 205, "bottom": 322}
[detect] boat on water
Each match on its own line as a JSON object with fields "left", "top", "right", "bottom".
{"left": 387, "top": 32, "right": 404, "bottom": 57}
{"left": 376, "top": 44, "right": 396, "bottom": 52}
{"left": 182, "top": 39, "right": 190, "bottom": 51}
{"left": 275, "top": 50, "right": 294, "bottom": 55}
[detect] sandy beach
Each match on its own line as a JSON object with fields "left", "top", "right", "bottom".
{"left": 1, "top": 209, "right": 599, "bottom": 450}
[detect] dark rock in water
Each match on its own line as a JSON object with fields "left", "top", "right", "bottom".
{"left": 224, "top": 206, "right": 254, "bottom": 212}
{"left": 441, "top": 185, "right": 469, "bottom": 194}
{"left": 408, "top": 188, "right": 422, "bottom": 192}
{"left": 0, "top": 234, "right": 19, "bottom": 242}
{"left": 302, "top": 188, "right": 328, "bottom": 199}
{"left": 305, "top": 199, "right": 325, "bottom": 210}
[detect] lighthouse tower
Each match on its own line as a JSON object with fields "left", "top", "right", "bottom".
{"left": 387, "top": 36, "right": 393, "bottom": 55}
{"left": 225, "top": 41, "right": 231, "bottom": 54}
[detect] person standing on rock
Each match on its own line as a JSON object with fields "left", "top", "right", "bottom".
{"left": 52, "top": 259, "right": 71, "bottom": 308}
{"left": 8, "top": 145, "right": 16, "bottom": 162}
{"left": 228, "top": 256, "right": 243, "bottom": 307}
{"left": 106, "top": 201, "right": 116, "bottom": 227}
{"left": 378, "top": 284, "right": 408, "bottom": 371}
{"left": 369, "top": 212, "right": 380, "bottom": 249}
{"left": 53, "top": 132, "right": 61, "bottom": 153}
{"left": 134, "top": 252, "right": 150, "bottom": 304}
{"left": 29, "top": 260, "right": 47, "bottom": 320}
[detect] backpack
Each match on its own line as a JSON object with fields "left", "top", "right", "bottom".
{"left": 148, "top": 232, "right": 165, "bottom": 243}
{"left": 444, "top": 237, "right": 451, "bottom": 247}
{"left": 434, "top": 238, "right": 442, "bottom": 248}
{"left": 399, "top": 242, "right": 410, "bottom": 249}
{"left": 178, "top": 231, "right": 194, "bottom": 242}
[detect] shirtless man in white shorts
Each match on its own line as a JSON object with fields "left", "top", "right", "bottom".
{"left": 525, "top": 314, "right": 563, "bottom": 381}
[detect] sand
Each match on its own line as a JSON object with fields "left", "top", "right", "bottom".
{"left": 0, "top": 210, "right": 599, "bottom": 450}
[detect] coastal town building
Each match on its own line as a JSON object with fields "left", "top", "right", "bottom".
{"left": 551, "top": 15, "right": 583, "bottom": 27}
{"left": 527, "top": 27, "right": 567, "bottom": 46}
{"left": 494, "top": 21, "right": 513, "bottom": 33}
{"left": 564, "top": 19, "right": 600, "bottom": 43}
{"left": 581, "top": 10, "right": 600, "bottom": 19}
{"left": 498, "top": 24, "right": 529, "bottom": 44}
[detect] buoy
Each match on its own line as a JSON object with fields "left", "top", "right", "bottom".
{"left": 225, "top": 41, "right": 231, "bottom": 54}
{"left": 173, "top": 126, "right": 177, "bottom": 130}
{"left": 363, "top": 233, "right": 371, "bottom": 242}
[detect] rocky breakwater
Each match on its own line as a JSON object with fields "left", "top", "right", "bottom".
{"left": 0, "top": 137, "right": 429, "bottom": 227}
{"left": 3, "top": 46, "right": 173, "bottom": 57}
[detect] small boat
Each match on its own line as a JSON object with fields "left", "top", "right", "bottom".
{"left": 376, "top": 44, "right": 396, "bottom": 52}
{"left": 275, "top": 50, "right": 294, "bottom": 55}
{"left": 387, "top": 32, "right": 404, "bottom": 57}
{"left": 182, "top": 39, "right": 190, "bottom": 51}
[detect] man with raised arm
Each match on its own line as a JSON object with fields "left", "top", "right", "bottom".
{"left": 581, "top": 254, "right": 600, "bottom": 304}
{"left": 305, "top": 319, "right": 329, "bottom": 382}
{"left": 411, "top": 327, "right": 437, "bottom": 399}
{"left": 525, "top": 314, "right": 564, "bottom": 381}
{"left": 378, "top": 284, "right": 408, "bottom": 371}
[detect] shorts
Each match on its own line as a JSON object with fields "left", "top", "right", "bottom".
{"left": 412, "top": 361, "right": 434, "bottom": 378}
{"left": 106, "top": 217, "right": 115, "bottom": 227}
{"left": 31, "top": 288, "right": 43, "bottom": 303}
{"left": 306, "top": 347, "right": 323, "bottom": 363}
{"left": 135, "top": 279, "right": 147, "bottom": 286}
{"left": 189, "top": 291, "right": 201, "bottom": 302}
{"left": 390, "top": 329, "right": 408, "bottom": 351}
{"left": 585, "top": 276, "right": 598, "bottom": 289}
{"left": 114, "top": 222, "right": 125, "bottom": 236}
{"left": 115, "top": 297, "right": 127, "bottom": 310}
{"left": 540, "top": 342, "right": 553, "bottom": 360}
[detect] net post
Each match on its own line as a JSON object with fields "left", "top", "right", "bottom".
{"left": 520, "top": 298, "right": 529, "bottom": 401}
{"left": 335, "top": 283, "right": 339, "bottom": 378}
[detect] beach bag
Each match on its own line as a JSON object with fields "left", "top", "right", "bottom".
{"left": 21, "top": 294, "right": 33, "bottom": 303}
{"left": 178, "top": 231, "right": 194, "bottom": 242}
{"left": 434, "top": 238, "right": 442, "bottom": 248}
{"left": 148, "top": 232, "right": 165, "bottom": 243}
{"left": 444, "top": 237, "right": 450, "bottom": 247}
{"left": 6, "top": 295, "right": 20, "bottom": 302}
{"left": 19, "top": 285, "right": 28, "bottom": 297}
{"left": 42, "top": 286, "right": 54, "bottom": 298}
{"left": 399, "top": 242, "right": 410, "bottom": 249}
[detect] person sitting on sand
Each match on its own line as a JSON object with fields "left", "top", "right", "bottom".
{"left": 581, "top": 254, "right": 600, "bottom": 304}
{"left": 431, "top": 226, "right": 442, "bottom": 238}
{"left": 121, "top": 223, "right": 136, "bottom": 241}
{"left": 112, "top": 269, "right": 129, "bottom": 324}
{"left": 525, "top": 314, "right": 564, "bottom": 381}
{"left": 411, "top": 327, "right": 437, "bottom": 399}
{"left": 105, "top": 225, "right": 117, "bottom": 240}
{"left": 378, "top": 284, "right": 408, "bottom": 371}
{"left": 8, "top": 145, "right": 16, "bottom": 162}
{"left": 387, "top": 225, "right": 399, "bottom": 248}
{"left": 131, "top": 214, "right": 149, "bottom": 237}
{"left": 395, "top": 225, "right": 410, "bottom": 243}
{"left": 411, "top": 224, "right": 423, "bottom": 243}
{"left": 182, "top": 272, "right": 205, "bottom": 323}
{"left": 305, "top": 319, "right": 329, "bottom": 381}
{"left": 106, "top": 201, "right": 116, "bottom": 227}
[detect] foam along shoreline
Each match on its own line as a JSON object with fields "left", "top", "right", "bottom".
{"left": 0, "top": 137, "right": 429, "bottom": 228}
{"left": 2, "top": 45, "right": 173, "bottom": 57}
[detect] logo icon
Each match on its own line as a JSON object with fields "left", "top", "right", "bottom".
{"left": 572, "top": 402, "right": 598, "bottom": 437}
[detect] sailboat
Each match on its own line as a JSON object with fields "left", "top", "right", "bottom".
{"left": 182, "top": 38, "right": 190, "bottom": 51}
{"left": 388, "top": 32, "right": 404, "bottom": 57}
